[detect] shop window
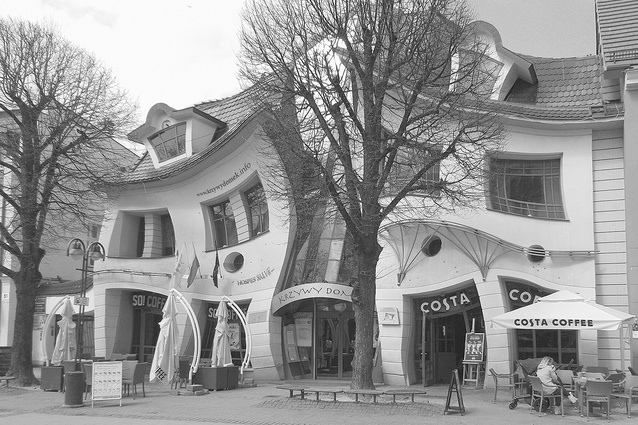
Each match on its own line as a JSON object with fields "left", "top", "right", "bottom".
{"left": 148, "top": 122, "right": 186, "bottom": 162}
{"left": 505, "top": 281, "right": 577, "bottom": 364}
{"left": 245, "top": 183, "right": 269, "bottom": 237}
{"left": 201, "top": 302, "right": 250, "bottom": 366}
{"left": 210, "top": 200, "right": 238, "bottom": 248}
{"left": 489, "top": 157, "right": 564, "bottom": 219}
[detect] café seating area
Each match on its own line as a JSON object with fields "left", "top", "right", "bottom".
{"left": 499, "top": 359, "right": 638, "bottom": 420}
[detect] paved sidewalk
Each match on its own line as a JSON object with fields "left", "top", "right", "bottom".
{"left": 0, "top": 376, "right": 633, "bottom": 425}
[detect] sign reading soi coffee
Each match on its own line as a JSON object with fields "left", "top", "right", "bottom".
{"left": 132, "top": 293, "right": 167, "bottom": 311}
{"left": 419, "top": 286, "right": 478, "bottom": 318}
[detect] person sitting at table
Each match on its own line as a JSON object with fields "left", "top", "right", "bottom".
{"left": 536, "top": 356, "right": 578, "bottom": 406}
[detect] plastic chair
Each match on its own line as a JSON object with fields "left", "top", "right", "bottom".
{"left": 122, "top": 362, "right": 148, "bottom": 399}
{"left": 585, "top": 366, "right": 609, "bottom": 375}
{"left": 529, "top": 376, "right": 564, "bottom": 416}
{"left": 584, "top": 379, "right": 612, "bottom": 421}
{"left": 628, "top": 366, "right": 638, "bottom": 376}
{"left": 82, "top": 363, "right": 93, "bottom": 400}
{"left": 489, "top": 368, "right": 517, "bottom": 403}
{"left": 556, "top": 369, "right": 575, "bottom": 392}
{"left": 611, "top": 375, "right": 638, "bottom": 418}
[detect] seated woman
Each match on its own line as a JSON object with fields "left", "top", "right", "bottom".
{"left": 536, "top": 356, "right": 578, "bottom": 409}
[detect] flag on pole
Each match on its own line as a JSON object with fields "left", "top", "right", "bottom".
{"left": 187, "top": 253, "right": 200, "bottom": 288}
{"left": 169, "top": 243, "right": 187, "bottom": 289}
{"left": 212, "top": 249, "right": 221, "bottom": 288}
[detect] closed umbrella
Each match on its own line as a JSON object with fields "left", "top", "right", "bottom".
{"left": 211, "top": 301, "right": 233, "bottom": 367}
{"left": 150, "top": 292, "right": 180, "bottom": 383}
{"left": 51, "top": 297, "right": 77, "bottom": 366}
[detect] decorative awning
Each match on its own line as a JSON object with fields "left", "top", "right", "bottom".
{"left": 379, "top": 220, "right": 597, "bottom": 284}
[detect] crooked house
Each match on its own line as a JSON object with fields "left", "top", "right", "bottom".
{"left": 72, "top": 5, "right": 638, "bottom": 387}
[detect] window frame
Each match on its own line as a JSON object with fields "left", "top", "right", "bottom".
{"left": 148, "top": 122, "right": 187, "bottom": 162}
{"left": 245, "top": 183, "right": 269, "bottom": 238}
{"left": 488, "top": 155, "right": 565, "bottom": 219}
{"left": 209, "top": 199, "right": 238, "bottom": 248}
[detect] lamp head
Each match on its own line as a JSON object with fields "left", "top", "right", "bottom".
{"left": 89, "top": 243, "right": 105, "bottom": 261}
{"left": 68, "top": 239, "right": 85, "bottom": 260}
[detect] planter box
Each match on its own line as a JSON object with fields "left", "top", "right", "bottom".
{"left": 193, "top": 366, "right": 239, "bottom": 390}
{"left": 41, "top": 366, "right": 64, "bottom": 391}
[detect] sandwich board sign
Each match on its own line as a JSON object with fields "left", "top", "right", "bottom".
{"left": 91, "top": 361, "right": 122, "bottom": 407}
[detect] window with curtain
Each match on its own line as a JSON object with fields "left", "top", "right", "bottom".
{"left": 245, "top": 183, "right": 269, "bottom": 237}
{"left": 489, "top": 157, "right": 564, "bottom": 219}
{"left": 210, "top": 200, "right": 238, "bottom": 248}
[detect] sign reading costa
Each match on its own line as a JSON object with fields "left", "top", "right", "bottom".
{"left": 132, "top": 293, "right": 167, "bottom": 311}
{"left": 508, "top": 288, "right": 542, "bottom": 306}
{"left": 421, "top": 291, "right": 472, "bottom": 316}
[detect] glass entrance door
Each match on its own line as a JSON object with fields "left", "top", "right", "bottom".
{"left": 316, "top": 313, "right": 355, "bottom": 379}
{"left": 132, "top": 310, "right": 162, "bottom": 363}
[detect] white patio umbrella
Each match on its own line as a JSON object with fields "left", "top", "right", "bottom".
{"left": 211, "top": 301, "right": 233, "bottom": 367}
{"left": 51, "top": 297, "right": 77, "bottom": 366}
{"left": 491, "top": 290, "right": 636, "bottom": 368}
{"left": 150, "top": 291, "right": 180, "bottom": 383}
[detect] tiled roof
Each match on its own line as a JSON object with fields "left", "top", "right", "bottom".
{"left": 120, "top": 86, "right": 265, "bottom": 184}
{"left": 36, "top": 276, "right": 93, "bottom": 296}
{"left": 597, "top": 0, "right": 638, "bottom": 67}
{"left": 506, "top": 55, "right": 602, "bottom": 108}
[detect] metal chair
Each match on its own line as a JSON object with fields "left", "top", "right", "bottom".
{"left": 122, "top": 361, "right": 147, "bottom": 399}
{"left": 489, "top": 368, "right": 517, "bottom": 403}
{"left": 584, "top": 379, "right": 613, "bottom": 422}
{"left": 556, "top": 369, "right": 575, "bottom": 392}
{"left": 605, "top": 372, "right": 625, "bottom": 393}
{"left": 529, "top": 376, "right": 564, "bottom": 416}
{"left": 611, "top": 375, "right": 638, "bottom": 418}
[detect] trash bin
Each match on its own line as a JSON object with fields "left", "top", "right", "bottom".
{"left": 63, "top": 371, "right": 85, "bottom": 407}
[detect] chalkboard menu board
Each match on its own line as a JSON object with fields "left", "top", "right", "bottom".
{"left": 92, "top": 361, "right": 122, "bottom": 407}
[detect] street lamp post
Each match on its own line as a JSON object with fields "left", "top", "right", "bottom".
{"left": 66, "top": 238, "right": 105, "bottom": 364}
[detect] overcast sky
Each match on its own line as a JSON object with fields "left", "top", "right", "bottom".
{"left": 2, "top": 0, "right": 596, "bottom": 121}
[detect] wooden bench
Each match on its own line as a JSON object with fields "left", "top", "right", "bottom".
{"left": 343, "top": 388, "right": 386, "bottom": 403}
{"left": 303, "top": 387, "right": 343, "bottom": 402}
{"left": 0, "top": 376, "right": 16, "bottom": 387}
{"left": 384, "top": 388, "right": 427, "bottom": 402}
{"left": 276, "top": 385, "right": 307, "bottom": 399}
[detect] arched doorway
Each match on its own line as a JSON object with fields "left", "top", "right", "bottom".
{"left": 414, "top": 285, "right": 484, "bottom": 386}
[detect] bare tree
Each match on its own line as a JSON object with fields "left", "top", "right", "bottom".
{"left": 0, "top": 18, "right": 137, "bottom": 385}
{"left": 239, "top": 0, "right": 505, "bottom": 389}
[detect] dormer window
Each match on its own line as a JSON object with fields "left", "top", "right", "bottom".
{"left": 149, "top": 122, "right": 186, "bottom": 162}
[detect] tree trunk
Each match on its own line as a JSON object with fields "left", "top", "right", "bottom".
{"left": 350, "top": 233, "right": 381, "bottom": 389}
{"left": 9, "top": 269, "right": 38, "bottom": 386}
